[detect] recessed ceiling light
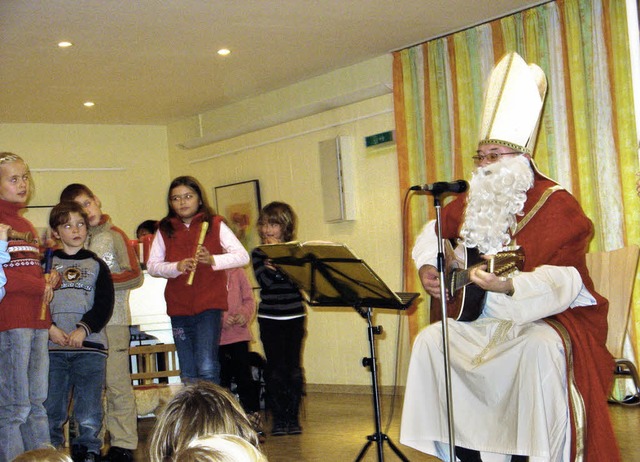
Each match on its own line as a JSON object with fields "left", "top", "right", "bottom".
{"left": 83, "top": 101, "right": 95, "bottom": 107}
{"left": 58, "top": 41, "right": 73, "bottom": 48}
{"left": 217, "top": 48, "right": 231, "bottom": 56}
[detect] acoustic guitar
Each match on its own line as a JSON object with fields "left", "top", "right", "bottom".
{"left": 429, "top": 240, "right": 525, "bottom": 323}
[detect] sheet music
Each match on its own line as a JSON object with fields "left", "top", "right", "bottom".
{"left": 258, "top": 241, "right": 417, "bottom": 310}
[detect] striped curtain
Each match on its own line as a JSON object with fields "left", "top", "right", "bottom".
{"left": 393, "top": 0, "right": 640, "bottom": 354}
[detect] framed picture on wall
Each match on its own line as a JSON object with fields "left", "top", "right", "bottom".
{"left": 214, "top": 180, "right": 262, "bottom": 252}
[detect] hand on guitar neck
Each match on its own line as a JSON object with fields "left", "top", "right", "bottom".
{"left": 467, "top": 259, "right": 515, "bottom": 295}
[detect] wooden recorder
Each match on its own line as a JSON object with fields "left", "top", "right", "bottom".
{"left": 187, "top": 221, "right": 209, "bottom": 286}
{"left": 8, "top": 229, "right": 33, "bottom": 242}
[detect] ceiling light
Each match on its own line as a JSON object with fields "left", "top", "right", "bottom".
{"left": 58, "top": 41, "right": 73, "bottom": 48}
{"left": 217, "top": 48, "right": 231, "bottom": 56}
{"left": 83, "top": 101, "right": 95, "bottom": 107}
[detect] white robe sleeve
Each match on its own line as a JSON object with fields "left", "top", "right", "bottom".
{"left": 484, "top": 265, "right": 595, "bottom": 324}
{"left": 411, "top": 219, "right": 438, "bottom": 268}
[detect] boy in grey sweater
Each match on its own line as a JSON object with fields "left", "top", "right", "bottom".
{"left": 45, "top": 201, "right": 114, "bottom": 462}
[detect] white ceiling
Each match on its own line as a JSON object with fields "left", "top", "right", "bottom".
{"left": 1, "top": 0, "right": 547, "bottom": 126}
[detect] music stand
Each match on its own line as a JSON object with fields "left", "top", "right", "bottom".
{"left": 258, "top": 241, "right": 418, "bottom": 462}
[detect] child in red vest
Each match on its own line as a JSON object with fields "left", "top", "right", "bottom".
{"left": 147, "top": 176, "right": 249, "bottom": 384}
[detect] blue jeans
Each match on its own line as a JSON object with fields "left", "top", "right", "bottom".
{"left": 171, "top": 309, "right": 222, "bottom": 384}
{"left": 0, "top": 328, "right": 50, "bottom": 462}
{"left": 45, "top": 351, "right": 106, "bottom": 453}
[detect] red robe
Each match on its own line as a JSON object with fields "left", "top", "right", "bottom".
{"left": 439, "top": 171, "right": 619, "bottom": 461}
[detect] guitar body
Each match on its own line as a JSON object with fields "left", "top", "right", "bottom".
{"left": 429, "top": 241, "right": 525, "bottom": 323}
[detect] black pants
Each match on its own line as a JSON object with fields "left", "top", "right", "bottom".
{"left": 455, "top": 446, "right": 528, "bottom": 462}
{"left": 219, "top": 340, "right": 260, "bottom": 413}
{"left": 258, "top": 316, "right": 306, "bottom": 424}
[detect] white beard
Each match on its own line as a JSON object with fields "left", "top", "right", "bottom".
{"left": 459, "top": 155, "right": 534, "bottom": 255}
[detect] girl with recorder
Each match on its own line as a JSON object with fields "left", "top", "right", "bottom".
{"left": 147, "top": 176, "right": 249, "bottom": 384}
{"left": 0, "top": 152, "right": 58, "bottom": 461}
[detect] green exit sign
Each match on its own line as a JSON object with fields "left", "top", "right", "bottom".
{"left": 365, "top": 130, "right": 394, "bottom": 147}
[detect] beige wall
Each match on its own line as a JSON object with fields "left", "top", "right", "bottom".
{"left": 166, "top": 55, "right": 415, "bottom": 388}
{"left": 0, "top": 54, "right": 417, "bottom": 388}
{"left": 0, "top": 123, "right": 170, "bottom": 238}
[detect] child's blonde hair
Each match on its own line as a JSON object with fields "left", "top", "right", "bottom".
{"left": 0, "top": 152, "right": 24, "bottom": 165}
{"left": 172, "top": 434, "right": 268, "bottom": 462}
{"left": 12, "top": 446, "right": 73, "bottom": 462}
{"left": 0, "top": 152, "right": 33, "bottom": 192}
{"left": 149, "top": 381, "right": 259, "bottom": 462}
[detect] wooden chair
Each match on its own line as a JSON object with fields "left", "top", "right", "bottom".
{"left": 130, "top": 343, "right": 180, "bottom": 385}
{"left": 585, "top": 245, "right": 640, "bottom": 405}
{"left": 129, "top": 343, "right": 182, "bottom": 415}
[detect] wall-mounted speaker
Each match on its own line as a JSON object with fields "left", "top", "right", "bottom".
{"left": 319, "top": 136, "right": 356, "bottom": 223}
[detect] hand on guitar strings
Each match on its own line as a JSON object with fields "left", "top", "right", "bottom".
{"left": 418, "top": 264, "right": 441, "bottom": 298}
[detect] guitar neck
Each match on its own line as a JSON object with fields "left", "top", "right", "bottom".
{"left": 452, "top": 261, "right": 485, "bottom": 292}
{"left": 452, "top": 250, "right": 523, "bottom": 292}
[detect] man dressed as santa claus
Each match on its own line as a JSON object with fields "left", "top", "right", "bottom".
{"left": 400, "top": 52, "right": 620, "bottom": 462}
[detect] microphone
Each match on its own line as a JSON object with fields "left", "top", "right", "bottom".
{"left": 410, "top": 180, "right": 468, "bottom": 194}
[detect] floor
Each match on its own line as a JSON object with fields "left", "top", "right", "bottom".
{"left": 130, "top": 391, "right": 640, "bottom": 461}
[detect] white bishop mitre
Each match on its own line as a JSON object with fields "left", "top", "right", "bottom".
{"left": 478, "top": 52, "right": 547, "bottom": 154}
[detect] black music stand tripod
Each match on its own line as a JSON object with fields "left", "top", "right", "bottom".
{"left": 258, "top": 241, "right": 418, "bottom": 462}
{"left": 354, "top": 305, "right": 409, "bottom": 462}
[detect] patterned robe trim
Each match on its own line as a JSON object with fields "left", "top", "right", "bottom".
{"left": 513, "top": 185, "right": 564, "bottom": 236}
{"left": 546, "top": 318, "right": 586, "bottom": 462}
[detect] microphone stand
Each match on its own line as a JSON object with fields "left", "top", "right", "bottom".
{"left": 432, "top": 192, "right": 456, "bottom": 462}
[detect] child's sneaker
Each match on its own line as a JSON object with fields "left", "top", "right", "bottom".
{"left": 103, "top": 446, "right": 134, "bottom": 462}
{"left": 71, "top": 444, "right": 88, "bottom": 462}
{"left": 271, "top": 421, "right": 287, "bottom": 436}
{"left": 83, "top": 452, "right": 101, "bottom": 462}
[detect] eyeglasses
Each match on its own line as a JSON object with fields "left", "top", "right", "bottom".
{"left": 170, "top": 193, "right": 195, "bottom": 202}
{"left": 471, "top": 151, "right": 521, "bottom": 165}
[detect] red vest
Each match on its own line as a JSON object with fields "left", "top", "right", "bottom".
{"left": 162, "top": 214, "right": 228, "bottom": 316}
